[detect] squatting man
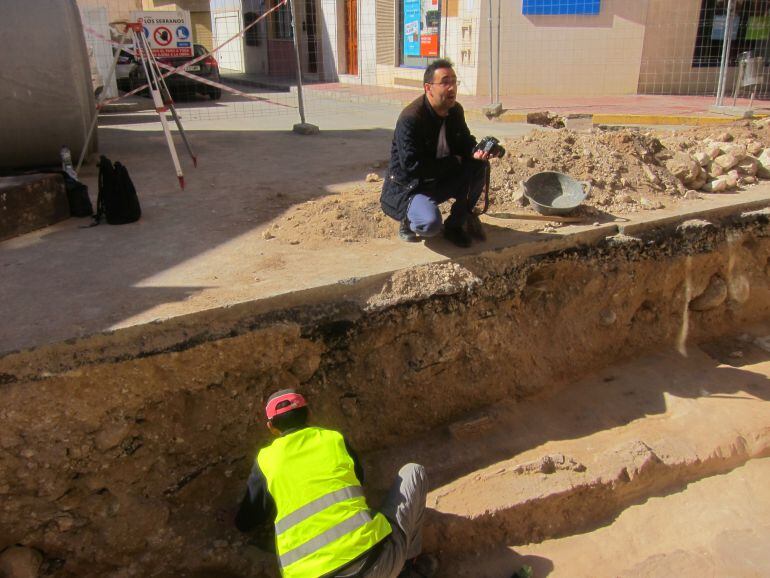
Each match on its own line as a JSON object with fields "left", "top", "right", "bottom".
{"left": 380, "top": 58, "right": 505, "bottom": 248}
{"left": 236, "top": 389, "right": 438, "bottom": 577}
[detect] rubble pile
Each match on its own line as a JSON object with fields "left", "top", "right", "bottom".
{"left": 656, "top": 118, "right": 770, "bottom": 193}
{"left": 491, "top": 117, "right": 770, "bottom": 214}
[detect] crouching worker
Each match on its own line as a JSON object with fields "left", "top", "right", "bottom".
{"left": 235, "top": 389, "right": 438, "bottom": 578}
{"left": 380, "top": 58, "right": 504, "bottom": 248}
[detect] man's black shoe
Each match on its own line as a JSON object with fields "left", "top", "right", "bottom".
{"left": 466, "top": 213, "right": 486, "bottom": 241}
{"left": 399, "top": 218, "right": 418, "bottom": 242}
{"left": 443, "top": 225, "right": 472, "bottom": 248}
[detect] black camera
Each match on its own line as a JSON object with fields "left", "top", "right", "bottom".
{"left": 474, "top": 136, "right": 505, "bottom": 158}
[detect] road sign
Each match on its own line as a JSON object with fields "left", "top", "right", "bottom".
{"left": 153, "top": 26, "right": 173, "bottom": 46}
{"left": 131, "top": 11, "right": 193, "bottom": 57}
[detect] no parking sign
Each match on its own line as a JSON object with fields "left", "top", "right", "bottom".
{"left": 131, "top": 11, "right": 193, "bottom": 57}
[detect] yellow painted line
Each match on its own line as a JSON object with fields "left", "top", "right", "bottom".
{"left": 592, "top": 113, "right": 752, "bottom": 126}
{"left": 470, "top": 109, "right": 769, "bottom": 126}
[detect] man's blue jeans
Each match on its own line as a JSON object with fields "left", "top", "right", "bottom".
{"left": 406, "top": 159, "right": 487, "bottom": 237}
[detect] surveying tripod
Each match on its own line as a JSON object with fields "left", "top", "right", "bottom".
{"left": 126, "top": 22, "right": 196, "bottom": 189}
{"left": 77, "top": 22, "right": 197, "bottom": 189}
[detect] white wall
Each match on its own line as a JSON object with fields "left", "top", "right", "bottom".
{"left": 358, "top": 0, "right": 376, "bottom": 84}
{"left": 241, "top": 0, "right": 269, "bottom": 74}
{"left": 79, "top": 5, "right": 120, "bottom": 98}
{"left": 319, "top": 0, "right": 340, "bottom": 80}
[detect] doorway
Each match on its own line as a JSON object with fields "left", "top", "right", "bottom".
{"left": 214, "top": 13, "right": 244, "bottom": 71}
{"left": 344, "top": 0, "right": 358, "bottom": 75}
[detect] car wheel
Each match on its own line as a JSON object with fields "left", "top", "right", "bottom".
{"left": 209, "top": 88, "right": 222, "bottom": 100}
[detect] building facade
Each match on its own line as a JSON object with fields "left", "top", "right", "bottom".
{"left": 76, "top": 0, "right": 770, "bottom": 98}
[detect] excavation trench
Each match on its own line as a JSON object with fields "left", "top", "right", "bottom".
{"left": 1, "top": 206, "right": 770, "bottom": 577}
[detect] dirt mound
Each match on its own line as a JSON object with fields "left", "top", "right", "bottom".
{"left": 365, "top": 262, "right": 482, "bottom": 310}
{"left": 267, "top": 182, "right": 392, "bottom": 246}
{"left": 268, "top": 119, "right": 770, "bottom": 244}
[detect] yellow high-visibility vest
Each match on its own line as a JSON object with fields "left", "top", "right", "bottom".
{"left": 257, "top": 427, "right": 392, "bottom": 578}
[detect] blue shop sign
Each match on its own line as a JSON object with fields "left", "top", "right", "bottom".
{"left": 523, "top": 0, "right": 600, "bottom": 15}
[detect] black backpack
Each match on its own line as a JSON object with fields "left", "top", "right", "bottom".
{"left": 95, "top": 156, "right": 141, "bottom": 225}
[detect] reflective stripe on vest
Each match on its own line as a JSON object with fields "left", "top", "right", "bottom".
{"left": 280, "top": 510, "right": 373, "bottom": 568}
{"left": 275, "top": 486, "right": 365, "bottom": 535}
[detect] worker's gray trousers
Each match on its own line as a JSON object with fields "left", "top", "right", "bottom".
{"left": 364, "top": 463, "right": 428, "bottom": 578}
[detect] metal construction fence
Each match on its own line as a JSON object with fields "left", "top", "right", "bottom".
{"left": 79, "top": 0, "right": 770, "bottom": 123}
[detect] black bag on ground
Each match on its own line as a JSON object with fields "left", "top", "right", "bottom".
{"left": 95, "top": 156, "right": 141, "bottom": 225}
{"left": 62, "top": 173, "right": 93, "bottom": 217}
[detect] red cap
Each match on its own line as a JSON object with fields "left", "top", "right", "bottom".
{"left": 266, "top": 391, "right": 307, "bottom": 420}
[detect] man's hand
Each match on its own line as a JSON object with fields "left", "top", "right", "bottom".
{"left": 473, "top": 149, "right": 492, "bottom": 161}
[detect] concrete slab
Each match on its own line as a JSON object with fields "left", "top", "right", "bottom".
{"left": 0, "top": 174, "right": 69, "bottom": 242}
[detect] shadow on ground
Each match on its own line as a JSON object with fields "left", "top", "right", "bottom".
{"left": 365, "top": 341, "right": 770, "bottom": 491}
{"left": 0, "top": 124, "right": 392, "bottom": 353}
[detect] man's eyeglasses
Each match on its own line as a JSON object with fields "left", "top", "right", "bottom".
{"left": 428, "top": 79, "right": 461, "bottom": 87}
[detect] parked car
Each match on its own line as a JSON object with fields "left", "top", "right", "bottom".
{"left": 129, "top": 44, "right": 222, "bottom": 100}
{"left": 114, "top": 44, "right": 136, "bottom": 92}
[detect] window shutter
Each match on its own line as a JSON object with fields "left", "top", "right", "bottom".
{"left": 376, "top": 0, "right": 395, "bottom": 65}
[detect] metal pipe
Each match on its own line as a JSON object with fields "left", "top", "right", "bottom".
{"left": 289, "top": 0, "right": 307, "bottom": 123}
{"left": 442, "top": 0, "right": 448, "bottom": 57}
{"left": 357, "top": 0, "right": 361, "bottom": 83}
{"left": 715, "top": 0, "right": 734, "bottom": 106}
{"left": 487, "top": 0, "right": 493, "bottom": 102}
{"left": 495, "top": 0, "right": 500, "bottom": 103}
{"left": 732, "top": 58, "right": 744, "bottom": 107}
{"left": 721, "top": 2, "right": 737, "bottom": 105}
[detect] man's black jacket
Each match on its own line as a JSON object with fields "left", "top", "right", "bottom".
{"left": 380, "top": 94, "right": 477, "bottom": 221}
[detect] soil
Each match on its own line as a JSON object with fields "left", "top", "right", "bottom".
{"left": 267, "top": 181, "right": 394, "bottom": 246}
{"left": 3, "top": 208, "right": 770, "bottom": 576}
{"left": 464, "top": 458, "right": 770, "bottom": 578}
{"left": 269, "top": 119, "right": 770, "bottom": 243}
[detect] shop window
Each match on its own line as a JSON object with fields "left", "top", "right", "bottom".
{"left": 399, "top": 0, "right": 441, "bottom": 67}
{"left": 692, "top": 0, "right": 770, "bottom": 67}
